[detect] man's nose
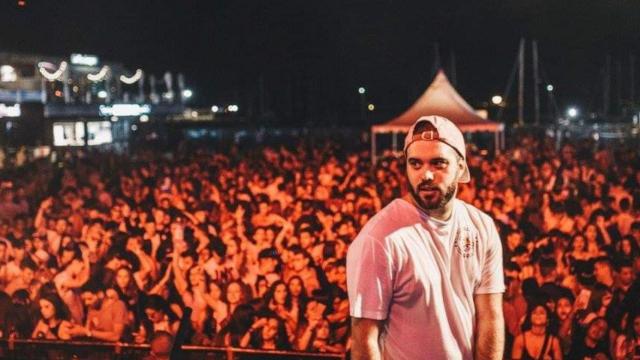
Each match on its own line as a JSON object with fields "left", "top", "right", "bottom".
{"left": 424, "top": 170, "right": 434, "bottom": 181}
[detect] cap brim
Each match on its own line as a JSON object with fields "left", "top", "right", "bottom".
{"left": 459, "top": 163, "right": 470, "bottom": 183}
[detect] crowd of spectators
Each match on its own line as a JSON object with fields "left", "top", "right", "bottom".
{"left": 0, "top": 132, "right": 638, "bottom": 359}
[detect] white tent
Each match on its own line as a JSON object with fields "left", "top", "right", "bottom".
{"left": 371, "top": 70, "right": 505, "bottom": 163}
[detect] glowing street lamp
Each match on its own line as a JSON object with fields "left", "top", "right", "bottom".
{"left": 358, "top": 87, "right": 366, "bottom": 94}
{"left": 491, "top": 95, "right": 503, "bottom": 105}
{"left": 546, "top": 84, "right": 554, "bottom": 92}
{"left": 182, "top": 89, "right": 193, "bottom": 99}
{"left": 367, "top": 104, "right": 375, "bottom": 111}
{"left": 567, "top": 107, "right": 578, "bottom": 118}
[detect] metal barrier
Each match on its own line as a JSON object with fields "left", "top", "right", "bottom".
{"left": 0, "top": 339, "right": 347, "bottom": 360}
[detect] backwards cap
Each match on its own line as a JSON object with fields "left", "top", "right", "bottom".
{"left": 403, "top": 115, "right": 470, "bottom": 183}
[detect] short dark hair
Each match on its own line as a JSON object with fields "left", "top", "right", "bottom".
{"left": 20, "top": 257, "right": 37, "bottom": 271}
{"left": 81, "top": 281, "right": 105, "bottom": 294}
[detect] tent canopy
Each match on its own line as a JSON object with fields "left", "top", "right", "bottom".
{"left": 372, "top": 70, "right": 504, "bottom": 133}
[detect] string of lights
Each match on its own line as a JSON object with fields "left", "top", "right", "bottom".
{"left": 87, "top": 66, "right": 110, "bottom": 82}
{"left": 38, "top": 61, "right": 68, "bottom": 81}
{"left": 120, "top": 69, "right": 143, "bottom": 84}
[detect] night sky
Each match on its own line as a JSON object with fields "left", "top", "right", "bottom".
{"left": 1, "top": 0, "right": 639, "bottom": 124}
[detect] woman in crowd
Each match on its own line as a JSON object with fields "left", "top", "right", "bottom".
{"left": 297, "top": 317, "right": 345, "bottom": 353}
{"left": 240, "top": 313, "right": 291, "bottom": 350}
{"left": 204, "top": 281, "right": 228, "bottom": 333}
{"left": 31, "top": 293, "right": 72, "bottom": 340}
{"left": 511, "top": 302, "right": 563, "bottom": 360}
{"left": 614, "top": 312, "right": 640, "bottom": 360}
{"left": 113, "top": 265, "right": 142, "bottom": 326}
{"left": 287, "top": 275, "right": 307, "bottom": 337}
{"left": 223, "top": 280, "right": 249, "bottom": 323}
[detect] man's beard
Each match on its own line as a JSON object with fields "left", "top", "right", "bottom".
{"left": 409, "top": 181, "right": 457, "bottom": 211}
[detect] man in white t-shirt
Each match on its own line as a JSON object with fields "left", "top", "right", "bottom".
{"left": 347, "top": 115, "right": 505, "bottom": 360}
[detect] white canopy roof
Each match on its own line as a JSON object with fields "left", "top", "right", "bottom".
{"left": 372, "top": 70, "right": 504, "bottom": 133}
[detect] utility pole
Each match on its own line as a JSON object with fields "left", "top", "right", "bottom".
{"left": 432, "top": 42, "right": 441, "bottom": 76}
{"left": 517, "top": 38, "right": 525, "bottom": 126}
{"left": 532, "top": 40, "right": 540, "bottom": 125}
{"left": 449, "top": 49, "right": 457, "bottom": 86}
{"left": 631, "top": 55, "right": 636, "bottom": 103}
{"left": 616, "top": 60, "right": 622, "bottom": 113}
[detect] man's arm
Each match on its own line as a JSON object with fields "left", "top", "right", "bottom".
{"left": 474, "top": 293, "right": 504, "bottom": 360}
{"left": 351, "top": 318, "right": 383, "bottom": 360}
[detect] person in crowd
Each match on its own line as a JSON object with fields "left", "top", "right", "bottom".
{"left": 135, "top": 295, "right": 179, "bottom": 344}
{"left": 68, "top": 282, "right": 127, "bottom": 342}
{"left": 569, "top": 316, "right": 611, "bottom": 359}
{"left": 240, "top": 312, "right": 291, "bottom": 350}
{"left": 31, "top": 293, "right": 72, "bottom": 340}
{"left": 511, "top": 302, "right": 563, "bottom": 360}
{"left": 555, "top": 291, "right": 576, "bottom": 356}
{"left": 614, "top": 312, "right": 640, "bottom": 360}
{"left": 143, "top": 330, "right": 173, "bottom": 360}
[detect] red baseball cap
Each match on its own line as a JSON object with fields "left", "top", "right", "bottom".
{"left": 403, "top": 115, "right": 470, "bottom": 183}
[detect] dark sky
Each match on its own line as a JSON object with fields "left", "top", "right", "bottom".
{"left": 1, "top": 0, "right": 639, "bottom": 124}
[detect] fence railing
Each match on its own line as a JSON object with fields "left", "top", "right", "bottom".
{"left": 0, "top": 339, "right": 347, "bottom": 360}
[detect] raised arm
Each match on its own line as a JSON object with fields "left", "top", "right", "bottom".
{"left": 149, "top": 264, "right": 173, "bottom": 295}
{"left": 172, "top": 250, "right": 188, "bottom": 295}
{"left": 474, "top": 293, "right": 505, "bottom": 360}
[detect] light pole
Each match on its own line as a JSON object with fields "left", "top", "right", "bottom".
{"left": 546, "top": 84, "right": 555, "bottom": 122}
{"left": 358, "top": 87, "right": 366, "bottom": 123}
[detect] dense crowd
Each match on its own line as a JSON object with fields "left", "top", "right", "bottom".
{"left": 0, "top": 133, "right": 638, "bottom": 359}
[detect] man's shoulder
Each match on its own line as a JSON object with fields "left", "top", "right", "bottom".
{"left": 356, "top": 199, "right": 416, "bottom": 240}
{"left": 103, "top": 298, "right": 128, "bottom": 314}
{"left": 455, "top": 199, "right": 496, "bottom": 229}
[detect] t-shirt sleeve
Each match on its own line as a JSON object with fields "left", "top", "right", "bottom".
{"left": 475, "top": 218, "right": 505, "bottom": 294}
{"left": 347, "top": 233, "right": 394, "bottom": 320}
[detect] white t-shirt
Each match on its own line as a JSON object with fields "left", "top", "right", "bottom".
{"left": 347, "top": 198, "right": 505, "bottom": 360}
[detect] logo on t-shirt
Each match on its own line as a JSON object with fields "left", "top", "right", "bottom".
{"left": 454, "top": 226, "right": 478, "bottom": 258}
